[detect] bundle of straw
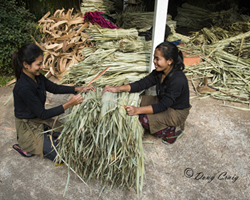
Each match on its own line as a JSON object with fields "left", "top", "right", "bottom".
{"left": 175, "top": 3, "right": 212, "bottom": 29}
{"left": 116, "top": 12, "right": 176, "bottom": 30}
{"left": 175, "top": 3, "right": 248, "bottom": 30}
{"left": 96, "top": 37, "right": 151, "bottom": 52}
{"left": 81, "top": 0, "right": 115, "bottom": 15}
{"left": 167, "top": 24, "right": 191, "bottom": 43}
{"left": 85, "top": 26, "right": 139, "bottom": 41}
{"left": 61, "top": 48, "right": 150, "bottom": 87}
{"left": 181, "top": 30, "right": 250, "bottom": 105}
{"left": 56, "top": 88, "right": 145, "bottom": 195}
{"left": 118, "top": 37, "right": 151, "bottom": 52}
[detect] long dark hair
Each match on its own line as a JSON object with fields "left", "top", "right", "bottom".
{"left": 156, "top": 41, "right": 185, "bottom": 71}
{"left": 12, "top": 44, "right": 43, "bottom": 80}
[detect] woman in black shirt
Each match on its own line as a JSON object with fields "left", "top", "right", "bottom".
{"left": 103, "top": 41, "right": 191, "bottom": 144}
{"left": 12, "top": 44, "right": 95, "bottom": 160}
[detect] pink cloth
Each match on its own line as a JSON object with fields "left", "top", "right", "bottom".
{"left": 83, "top": 11, "right": 120, "bottom": 29}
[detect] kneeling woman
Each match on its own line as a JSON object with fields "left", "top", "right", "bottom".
{"left": 12, "top": 44, "right": 95, "bottom": 160}
{"left": 103, "top": 41, "right": 191, "bottom": 144}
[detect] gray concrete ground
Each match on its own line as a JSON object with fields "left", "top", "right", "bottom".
{"left": 0, "top": 82, "right": 249, "bottom": 200}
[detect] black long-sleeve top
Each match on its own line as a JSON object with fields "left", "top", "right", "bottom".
{"left": 129, "top": 69, "right": 190, "bottom": 113}
{"left": 13, "top": 72, "right": 75, "bottom": 120}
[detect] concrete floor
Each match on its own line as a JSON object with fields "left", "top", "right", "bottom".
{"left": 0, "top": 83, "right": 249, "bottom": 200}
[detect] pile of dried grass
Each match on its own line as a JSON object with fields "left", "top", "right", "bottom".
{"left": 116, "top": 12, "right": 176, "bottom": 30}
{"left": 36, "top": 8, "right": 154, "bottom": 80}
{"left": 85, "top": 26, "right": 139, "bottom": 40}
{"left": 60, "top": 47, "right": 150, "bottom": 87}
{"left": 175, "top": 3, "right": 248, "bottom": 30}
{"left": 178, "top": 24, "right": 250, "bottom": 108}
{"left": 36, "top": 8, "right": 152, "bottom": 196}
{"left": 81, "top": 0, "right": 115, "bottom": 15}
{"left": 56, "top": 89, "right": 145, "bottom": 195}
{"left": 164, "top": 3, "right": 250, "bottom": 108}
{"left": 58, "top": 19, "right": 152, "bottom": 87}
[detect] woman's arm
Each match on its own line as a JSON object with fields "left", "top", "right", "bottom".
{"left": 103, "top": 84, "right": 131, "bottom": 93}
{"left": 17, "top": 87, "right": 84, "bottom": 120}
{"left": 103, "top": 70, "right": 158, "bottom": 94}
{"left": 43, "top": 74, "right": 95, "bottom": 94}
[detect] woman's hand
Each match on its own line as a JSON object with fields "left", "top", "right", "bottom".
{"left": 69, "top": 93, "right": 83, "bottom": 105}
{"left": 124, "top": 105, "right": 154, "bottom": 116}
{"left": 63, "top": 93, "right": 83, "bottom": 110}
{"left": 75, "top": 85, "right": 95, "bottom": 93}
{"left": 103, "top": 85, "right": 120, "bottom": 93}
{"left": 124, "top": 105, "right": 138, "bottom": 116}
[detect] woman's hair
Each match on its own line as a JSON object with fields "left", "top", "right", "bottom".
{"left": 12, "top": 44, "right": 43, "bottom": 80}
{"left": 156, "top": 41, "right": 185, "bottom": 71}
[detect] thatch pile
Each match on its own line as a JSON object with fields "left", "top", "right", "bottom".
{"left": 60, "top": 47, "right": 150, "bottom": 87}
{"left": 116, "top": 12, "right": 176, "bottom": 30}
{"left": 56, "top": 89, "right": 144, "bottom": 195}
{"left": 36, "top": 7, "right": 152, "bottom": 196}
{"left": 171, "top": 4, "right": 250, "bottom": 107}
{"left": 60, "top": 25, "right": 151, "bottom": 87}
{"left": 53, "top": 25, "right": 149, "bottom": 195}
{"left": 184, "top": 29, "right": 250, "bottom": 106}
{"left": 175, "top": 3, "right": 247, "bottom": 30}
{"left": 81, "top": 0, "right": 115, "bottom": 15}
{"left": 36, "top": 8, "right": 154, "bottom": 81}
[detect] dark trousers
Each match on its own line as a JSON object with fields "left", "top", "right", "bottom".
{"left": 43, "top": 125, "right": 60, "bottom": 162}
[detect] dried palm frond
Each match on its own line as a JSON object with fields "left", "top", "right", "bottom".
{"left": 61, "top": 49, "right": 150, "bottom": 87}
{"left": 85, "top": 26, "right": 139, "bottom": 41}
{"left": 177, "top": 20, "right": 250, "bottom": 107}
{"left": 116, "top": 12, "right": 176, "bottom": 30}
{"left": 81, "top": 0, "right": 115, "bottom": 14}
{"left": 56, "top": 89, "right": 145, "bottom": 196}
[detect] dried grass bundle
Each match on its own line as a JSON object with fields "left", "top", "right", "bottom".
{"left": 96, "top": 37, "right": 151, "bottom": 52}
{"left": 61, "top": 48, "right": 150, "bottom": 87}
{"left": 175, "top": 3, "right": 248, "bottom": 30}
{"left": 177, "top": 20, "right": 250, "bottom": 107}
{"left": 182, "top": 39, "right": 250, "bottom": 105}
{"left": 56, "top": 88, "right": 145, "bottom": 195}
{"left": 116, "top": 12, "right": 176, "bottom": 30}
{"left": 81, "top": 0, "right": 115, "bottom": 14}
{"left": 85, "top": 26, "right": 139, "bottom": 41}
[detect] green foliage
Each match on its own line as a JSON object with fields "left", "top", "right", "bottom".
{"left": 0, "top": 72, "right": 15, "bottom": 87}
{"left": 0, "top": 0, "right": 42, "bottom": 74}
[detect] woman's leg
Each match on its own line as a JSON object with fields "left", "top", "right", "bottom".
{"left": 139, "top": 114, "right": 150, "bottom": 130}
{"left": 43, "top": 133, "right": 59, "bottom": 162}
{"left": 44, "top": 124, "right": 61, "bottom": 139}
{"left": 138, "top": 114, "right": 182, "bottom": 144}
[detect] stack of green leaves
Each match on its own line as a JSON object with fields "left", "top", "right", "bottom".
{"left": 81, "top": 0, "right": 115, "bottom": 15}
{"left": 85, "top": 26, "right": 139, "bottom": 41}
{"left": 179, "top": 29, "right": 250, "bottom": 107}
{"left": 61, "top": 48, "right": 150, "bottom": 87}
{"left": 56, "top": 88, "right": 145, "bottom": 195}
